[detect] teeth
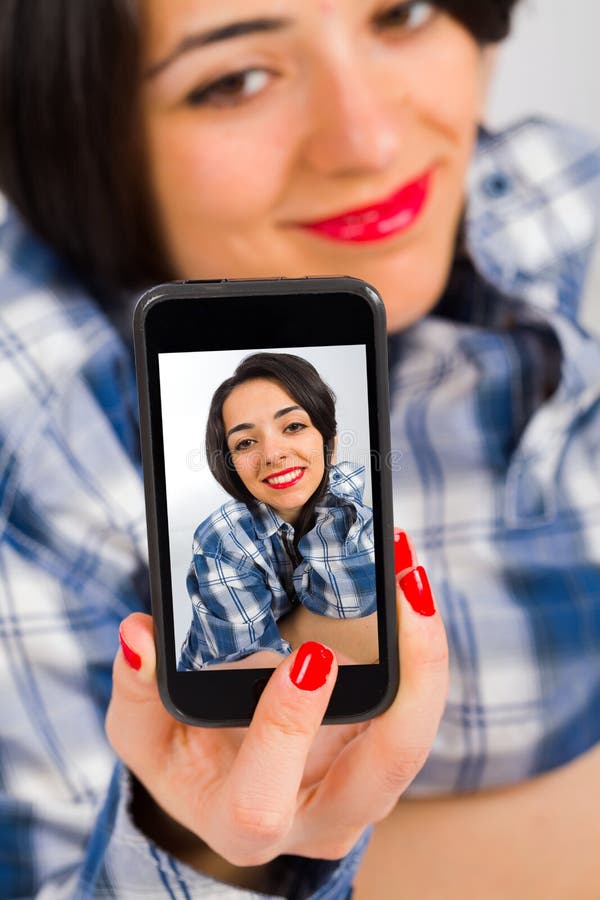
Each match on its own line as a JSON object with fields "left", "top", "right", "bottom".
{"left": 266, "top": 468, "right": 303, "bottom": 485}
{"left": 378, "top": 209, "right": 412, "bottom": 234}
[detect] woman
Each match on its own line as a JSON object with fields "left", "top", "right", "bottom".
{"left": 180, "top": 352, "right": 376, "bottom": 670}
{"left": 0, "top": 1, "right": 599, "bottom": 897}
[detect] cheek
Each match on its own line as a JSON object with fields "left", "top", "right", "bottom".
{"left": 233, "top": 454, "right": 260, "bottom": 484}
{"left": 147, "top": 110, "right": 300, "bottom": 230}
{"left": 406, "top": 23, "right": 483, "bottom": 146}
{"left": 306, "top": 437, "right": 326, "bottom": 473}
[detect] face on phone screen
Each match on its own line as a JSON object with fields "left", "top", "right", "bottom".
{"left": 158, "top": 344, "right": 379, "bottom": 672}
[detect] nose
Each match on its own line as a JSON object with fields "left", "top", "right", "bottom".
{"left": 301, "top": 54, "right": 404, "bottom": 176}
{"left": 261, "top": 433, "right": 288, "bottom": 469}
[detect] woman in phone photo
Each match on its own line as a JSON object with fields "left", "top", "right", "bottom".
{"left": 1, "top": 1, "right": 599, "bottom": 898}
{"left": 178, "top": 351, "right": 377, "bottom": 670}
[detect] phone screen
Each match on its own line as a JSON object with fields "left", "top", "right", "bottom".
{"left": 158, "top": 343, "right": 379, "bottom": 671}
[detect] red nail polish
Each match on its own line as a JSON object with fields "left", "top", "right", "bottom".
{"left": 119, "top": 625, "right": 142, "bottom": 671}
{"left": 394, "top": 528, "right": 415, "bottom": 574}
{"left": 399, "top": 566, "right": 436, "bottom": 617}
{"left": 290, "top": 641, "right": 334, "bottom": 691}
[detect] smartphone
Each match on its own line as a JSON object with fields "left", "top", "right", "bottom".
{"left": 134, "top": 277, "right": 398, "bottom": 726}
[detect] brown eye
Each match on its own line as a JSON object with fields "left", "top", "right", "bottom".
{"left": 233, "top": 437, "right": 255, "bottom": 452}
{"left": 374, "top": 1, "right": 434, "bottom": 33}
{"left": 187, "top": 68, "right": 271, "bottom": 108}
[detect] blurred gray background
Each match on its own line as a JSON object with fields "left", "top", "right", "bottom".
{"left": 487, "top": 0, "right": 600, "bottom": 333}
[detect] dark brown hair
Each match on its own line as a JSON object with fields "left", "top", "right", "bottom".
{"left": 437, "top": 0, "right": 518, "bottom": 43}
{"left": 0, "top": 1, "right": 519, "bottom": 297}
{"left": 206, "top": 353, "right": 337, "bottom": 540}
{"left": 0, "top": 0, "right": 170, "bottom": 299}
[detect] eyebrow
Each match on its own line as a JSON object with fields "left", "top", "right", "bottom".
{"left": 226, "top": 406, "right": 303, "bottom": 439}
{"left": 145, "top": 17, "right": 291, "bottom": 80}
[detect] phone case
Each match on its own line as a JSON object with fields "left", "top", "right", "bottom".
{"left": 134, "top": 276, "right": 398, "bottom": 725}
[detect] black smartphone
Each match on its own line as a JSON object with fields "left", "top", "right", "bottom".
{"left": 134, "top": 276, "right": 398, "bottom": 726}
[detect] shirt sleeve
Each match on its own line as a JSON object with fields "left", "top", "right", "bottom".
{"left": 0, "top": 518, "right": 364, "bottom": 900}
{"left": 295, "top": 499, "right": 377, "bottom": 619}
{"left": 179, "top": 546, "right": 292, "bottom": 669}
{"left": 75, "top": 764, "right": 371, "bottom": 900}
{"left": 0, "top": 232, "right": 368, "bottom": 898}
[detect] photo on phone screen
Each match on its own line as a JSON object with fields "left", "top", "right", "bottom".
{"left": 158, "top": 343, "right": 378, "bottom": 671}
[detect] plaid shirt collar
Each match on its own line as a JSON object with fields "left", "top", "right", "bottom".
{"left": 466, "top": 119, "right": 600, "bottom": 320}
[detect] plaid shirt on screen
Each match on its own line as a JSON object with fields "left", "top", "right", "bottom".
{"left": 180, "top": 461, "right": 376, "bottom": 670}
{"left": 1, "top": 118, "right": 600, "bottom": 896}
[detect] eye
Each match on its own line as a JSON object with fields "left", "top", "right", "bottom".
{"left": 233, "top": 437, "right": 256, "bottom": 452}
{"left": 186, "top": 68, "right": 272, "bottom": 108}
{"left": 373, "top": 1, "right": 435, "bottom": 33}
{"left": 284, "top": 421, "right": 308, "bottom": 434}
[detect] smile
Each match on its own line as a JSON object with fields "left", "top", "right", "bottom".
{"left": 263, "top": 467, "right": 305, "bottom": 489}
{"left": 300, "top": 169, "right": 433, "bottom": 243}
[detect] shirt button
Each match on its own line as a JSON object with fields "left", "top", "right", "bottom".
{"left": 482, "top": 172, "right": 512, "bottom": 199}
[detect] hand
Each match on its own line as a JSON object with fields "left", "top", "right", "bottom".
{"left": 106, "top": 560, "right": 447, "bottom": 869}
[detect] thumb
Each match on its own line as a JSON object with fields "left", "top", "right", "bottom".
{"left": 115, "top": 612, "right": 157, "bottom": 686}
{"left": 106, "top": 613, "right": 175, "bottom": 781}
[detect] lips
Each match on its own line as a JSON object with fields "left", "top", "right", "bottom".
{"left": 300, "top": 169, "right": 432, "bottom": 243}
{"left": 263, "top": 466, "right": 305, "bottom": 489}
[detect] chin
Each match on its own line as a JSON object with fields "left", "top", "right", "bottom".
{"left": 365, "top": 239, "right": 456, "bottom": 332}
{"left": 369, "top": 270, "right": 450, "bottom": 333}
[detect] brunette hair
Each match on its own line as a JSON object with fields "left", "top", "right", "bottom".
{"left": 437, "top": 0, "right": 519, "bottom": 43}
{"left": 0, "top": 1, "right": 519, "bottom": 297}
{"left": 206, "top": 353, "right": 337, "bottom": 540}
{"left": 0, "top": 0, "right": 170, "bottom": 299}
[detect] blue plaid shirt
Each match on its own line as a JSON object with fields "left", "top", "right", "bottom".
{"left": 1, "top": 118, "right": 600, "bottom": 896}
{"left": 180, "top": 462, "right": 376, "bottom": 670}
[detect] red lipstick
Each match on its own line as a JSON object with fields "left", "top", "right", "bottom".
{"left": 301, "top": 170, "right": 432, "bottom": 243}
{"left": 263, "top": 466, "right": 305, "bottom": 490}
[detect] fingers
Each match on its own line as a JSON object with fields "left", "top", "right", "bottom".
{"left": 294, "top": 569, "right": 448, "bottom": 853}
{"left": 211, "top": 641, "right": 338, "bottom": 865}
{"left": 107, "top": 616, "right": 340, "bottom": 867}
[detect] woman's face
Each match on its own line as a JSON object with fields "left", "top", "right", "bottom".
{"left": 142, "top": 0, "right": 490, "bottom": 330}
{"left": 222, "top": 377, "right": 326, "bottom": 524}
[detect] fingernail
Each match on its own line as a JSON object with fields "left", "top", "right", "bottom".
{"left": 119, "top": 625, "right": 142, "bottom": 671}
{"left": 394, "top": 528, "right": 415, "bottom": 573}
{"left": 290, "top": 641, "right": 334, "bottom": 691}
{"left": 399, "top": 566, "right": 436, "bottom": 617}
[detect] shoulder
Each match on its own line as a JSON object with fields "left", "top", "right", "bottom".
{"left": 469, "top": 117, "right": 600, "bottom": 212}
{"left": 466, "top": 117, "right": 600, "bottom": 311}
{"left": 193, "top": 499, "right": 257, "bottom": 557}
{"left": 0, "top": 199, "right": 127, "bottom": 426}
{"left": 0, "top": 200, "right": 143, "bottom": 547}
{"left": 327, "top": 461, "right": 366, "bottom": 505}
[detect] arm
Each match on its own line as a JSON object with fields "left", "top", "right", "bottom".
{"left": 179, "top": 547, "right": 291, "bottom": 669}
{"left": 296, "top": 500, "right": 376, "bottom": 619}
{"left": 0, "top": 521, "right": 362, "bottom": 898}
{"left": 278, "top": 605, "right": 379, "bottom": 663}
{"left": 0, "top": 536, "right": 263, "bottom": 898}
{"left": 2, "top": 273, "right": 411, "bottom": 896}
{"left": 355, "top": 741, "right": 600, "bottom": 900}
